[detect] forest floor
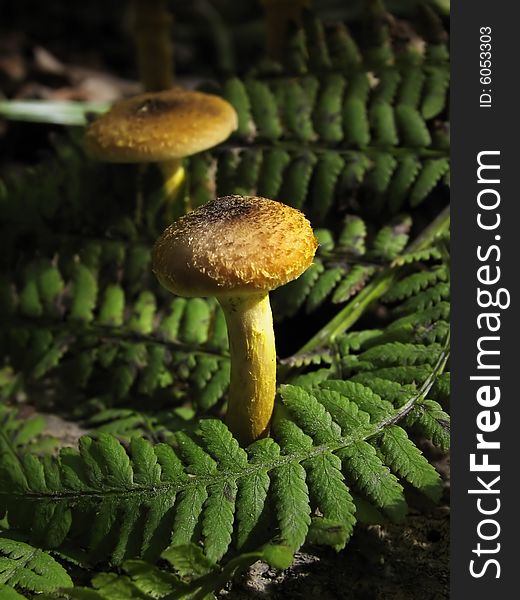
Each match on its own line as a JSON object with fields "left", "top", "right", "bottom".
{"left": 2, "top": 6, "right": 450, "bottom": 598}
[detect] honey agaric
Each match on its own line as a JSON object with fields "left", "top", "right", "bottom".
{"left": 152, "top": 195, "right": 318, "bottom": 445}
{"left": 85, "top": 88, "right": 238, "bottom": 216}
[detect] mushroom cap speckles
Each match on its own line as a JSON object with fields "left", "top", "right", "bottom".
{"left": 152, "top": 195, "right": 318, "bottom": 297}
{"left": 84, "top": 88, "right": 238, "bottom": 163}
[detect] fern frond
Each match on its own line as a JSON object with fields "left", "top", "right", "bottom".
{"left": 375, "top": 425, "right": 442, "bottom": 501}
{"left": 221, "top": 70, "right": 447, "bottom": 152}
{"left": 0, "top": 536, "right": 72, "bottom": 594}
{"left": 263, "top": 7, "right": 449, "bottom": 75}
{"left": 0, "top": 250, "right": 230, "bottom": 410}
{"left": 382, "top": 266, "right": 448, "bottom": 302}
{"left": 0, "top": 347, "right": 448, "bottom": 565}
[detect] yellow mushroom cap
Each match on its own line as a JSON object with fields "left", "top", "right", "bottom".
{"left": 152, "top": 195, "right": 318, "bottom": 297}
{"left": 84, "top": 88, "right": 238, "bottom": 163}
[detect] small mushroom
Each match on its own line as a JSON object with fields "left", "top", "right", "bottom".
{"left": 152, "top": 195, "right": 318, "bottom": 445}
{"left": 85, "top": 88, "right": 238, "bottom": 218}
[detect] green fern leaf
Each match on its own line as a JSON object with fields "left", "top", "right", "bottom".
{"left": 405, "top": 400, "right": 450, "bottom": 450}
{"left": 409, "top": 158, "right": 450, "bottom": 207}
{"left": 305, "top": 266, "right": 345, "bottom": 313}
{"left": 396, "top": 282, "right": 450, "bottom": 314}
{"left": 342, "top": 74, "right": 370, "bottom": 146}
{"left": 272, "top": 261, "right": 323, "bottom": 319}
{"left": 257, "top": 148, "right": 292, "bottom": 199}
{"left": 328, "top": 23, "right": 362, "bottom": 69}
{"left": 233, "top": 148, "right": 263, "bottom": 196}
{"left": 387, "top": 154, "right": 422, "bottom": 212}
{"left": 397, "top": 67, "right": 425, "bottom": 107}
{"left": 395, "top": 105, "right": 432, "bottom": 147}
{"left": 332, "top": 265, "right": 376, "bottom": 304}
{"left": 370, "top": 218, "right": 411, "bottom": 261}
{"left": 245, "top": 79, "right": 282, "bottom": 141}
{"left": 0, "top": 536, "right": 72, "bottom": 593}
{"left": 309, "top": 151, "right": 345, "bottom": 223}
{"left": 383, "top": 266, "right": 448, "bottom": 302}
{"left": 270, "top": 422, "right": 311, "bottom": 551}
{"left": 279, "top": 150, "right": 317, "bottom": 210}
{"left": 313, "top": 75, "right": 345, "bottom": 143}
{"left": 318, "top": 380, "right": 394, "bottom": 424}
{"left": 421, "top": 66, "right": 450, "bottom": 119}
{"left": 279, "top": 385, "right": 342, "bottom": 445}
{"left": 376, "top": 425, "right": 442, "bottom": 501}
{"left": 337, "top": 215, "right": 366, "bottom": 255}
{"left": 69, "top": 264, "right": 97, "bottom": 323}
{"left": 391, "top": 246, "right": 443, "bottom": 267}
{"left": 359, "top": 342, "right": 442, "bottom": 367}
{"left": 336, "top": 442, "right": 406, "bottom": 522}
{"left": 277, "top": 80, "right": 316, "bottom": 142}
{"left": 234, "top": 439, "right": 277, "bottom": 551}
{"left": 369, "top": 100, "right": 398, "bottom": 146}
{"left": 0, "top": 585, "right": 28, "bottom": 599}
{"left": 222, "top": 78, "right": 253, "bottom": 139}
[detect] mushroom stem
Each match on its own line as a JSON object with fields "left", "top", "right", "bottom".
{"left": 262, "top": 0, "right": 310, "bottom": 60}
{"left": 131, "top": 0, "right": 174, "bottom": 91}
{"left": 159, "top": 158, "right": 187, "bottom": 219}
{"left": 219, "top": 293, "right": 277, "bottom": 446}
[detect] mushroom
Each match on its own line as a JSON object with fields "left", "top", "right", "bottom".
{"left": 84, "top": 88, "right": 238, "bottom": 218}
{"left": 152, "top": 195, "right": 318, "bottom": 445}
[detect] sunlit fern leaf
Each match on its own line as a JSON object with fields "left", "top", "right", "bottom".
{"left": 397, "top": 67, "right": 425, "bottom": 107}
{"left": 305, "top": 266, "right": 346, "bottom": 314}
{"left": 373, "top": 425, "right": 442, "bottom": 501}
{"left": 0, "top": 248, "right": 231, "bottom": 410}
{"left": 421, "top": 66, "right": 450, "bottom": 119}
{"left": 405, "top": 399, "right": 450, "bottom": 450}
{"left": 278, "top": 150, "right": 318, "bottom": 210}
{"left": 313, "top": 75, "right": 345, "bottom": 143}
{"left": 368, "top": 216, "right": 411, "bottom": 261}
{"left": 409, "top": 158, "right": 450, "bottom": 207}
{"left": 387, "top": 154, "right": 422, "bottom": 213}
{"left": 271, "top": 261, "right": 324, "bottom": 320}
{"left": 0, "top": 356, "right": 448, "bottom": 565}
{"left": 369, "top": 100, "right": 399, "bottom": 146}
{"left": 245, "top": 79, "right": 282, "bottom": 141}
{"left": 256, "top": 148, "right": 292, "bottom": 198}
{"left": 382, "top": 266, "right": 448, "bottom": 302}
{"left": 222, "top": 78, "right": 254, "bottom": 140}
{"left": 0, "top": 536, "right": 72, "bottom": 594}
{"left": 0, "top": 584, "right": 28, "bottom": 599}
{"left": 395, "top": 105, "right": 432, "bottom": 147}
{"left": 394, "top": 282, "right": 450, "bottom": 314}
{"left": 332, "top": 265, "right": 376, "bottom": 304}
{"left": 308, "top": 151, "right": 345, "bottom": 224}
{"left": 391, "top": 246, "right": 443, "bottom": 267}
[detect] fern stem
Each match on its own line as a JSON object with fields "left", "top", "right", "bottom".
{"left": 219, "top": 293, "right": 277, "bottom": 445}
{"left": 220, "top": 141, "right": 449, "bottom": 159}
{"left": 282, "top": 205, "right": 450, "bottom": 370}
